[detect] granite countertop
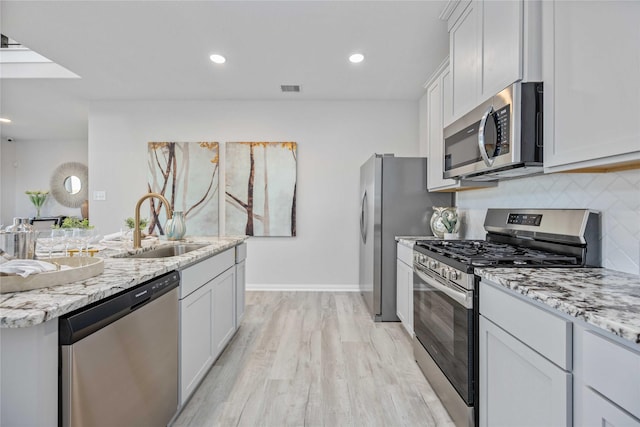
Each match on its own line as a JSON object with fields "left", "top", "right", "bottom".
{"left": 396, "top": 236, "right": 438, "bottom": 248}
{"left": 0, "top": 236, "right": 247, "bottom": 328}
{"left": 476, "top": 267, "right": 640, "bottom": 345}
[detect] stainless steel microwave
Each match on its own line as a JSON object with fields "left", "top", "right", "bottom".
{"left": 443, "top": 82, "right": 543, "bottom": 181}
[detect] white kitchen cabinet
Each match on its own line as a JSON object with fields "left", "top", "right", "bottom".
{"left": 235, "top": 242, "right": 247, "bottom": 326}
{"left": 180, "top": 277, "right": 216, "bottom": 405}
{"left": 447, "top": 0, "right": 541, "bottom": 121}
{"left": 479, "top": 0, "right": 522, "bottom": 100}
{"left": 479, "top": 281, "right": 572, "bottom": 427}
{"left": 423, "top": 58, "right": 496, "bottom": 192}
{"left": 479, "top": 316, "right": 572, "bottom": 427}
{"left": 396, "top": 242, "right": 414, "bottom": 337}
{"left": 212, "top": 267, "right": 237, "bottom": 358}
{"left": 542, "top": 1, "right": 640, "bottom": 173}
{"left": 449, "top": 0, "right": 480, "bottom": 119}
{"left": 179, "top": 248, "right": 237, "bottom": 406}
{"left": 578, "top": 330, "right": 640, "bottom": 423}
{"left": 581, "top": 387, "right": 640, "bottom": 427}
{"left": 426, "top": 60, "right": 459, "bottom": 191}
{"left": 235, "top": 259, "right": 246, "bottom": 325}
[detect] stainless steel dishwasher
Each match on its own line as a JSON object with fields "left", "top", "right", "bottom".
{"left": 59, "top": 271, "right": 180, "bottom": 427}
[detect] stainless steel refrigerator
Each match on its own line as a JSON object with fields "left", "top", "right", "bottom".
{"left": 359, "top": 154, "right": 453, "bottom": 321}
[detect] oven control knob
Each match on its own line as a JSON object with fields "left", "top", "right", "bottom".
{"left": 440, "top": 268, "right": 448, "bottom": 278}
{"left": 448, "top": 270, "right": 460, "bottom": 280}
{"left": 430, "top": 260, "right": 438, "bottom": 269}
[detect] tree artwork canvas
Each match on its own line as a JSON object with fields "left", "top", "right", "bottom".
{"left": 225, "top": 142, "right": 297, "bottom": 237}
{"left": 147, "top": 142, "right": 219, "bottom": 236}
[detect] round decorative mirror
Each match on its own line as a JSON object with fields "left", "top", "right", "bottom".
{"left": 50, "top": 162, "right": 88, "bottom": 208}
{"left": 64, "top": 175, "right": 82, "bottom": 194}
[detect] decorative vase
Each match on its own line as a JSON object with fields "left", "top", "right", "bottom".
{"left": 430, "top": 207, "right": 460, "bottom": 239}
{"left": 165, "top": 211, "right": 186, "bottom": 240}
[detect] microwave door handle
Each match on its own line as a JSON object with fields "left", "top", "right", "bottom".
{"left": 478, "top": 106, "right": 495, "bottom": 167}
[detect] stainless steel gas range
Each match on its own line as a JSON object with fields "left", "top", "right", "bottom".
{"left": 412, "top": 208, "right": 601, "bottom": 427}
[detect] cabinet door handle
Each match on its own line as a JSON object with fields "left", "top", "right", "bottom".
{"left": 478, "top": 105, "right": 496, "bottom": 167}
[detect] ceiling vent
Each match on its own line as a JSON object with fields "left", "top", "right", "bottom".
{"left": 281, "top": 85, "right": 301, "bottom": 93}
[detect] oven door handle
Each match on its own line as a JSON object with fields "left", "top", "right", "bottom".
{"left": 415, "top": 267, "right": 473, "bottom": 309}
{"left": 478, "top": 105, "right": 496, "bottom": 167}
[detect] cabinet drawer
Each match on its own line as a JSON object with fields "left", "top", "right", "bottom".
{"left": 582, "top": 386, "right": 640, "bottom": 427}
{"left": 480, "top": 281, "right": 572, "bottom": 370}
{"left": 180, "top": 249, "right": 234, "bottom": 298}
{"left": 583, "top": 331, "right": 640, "bottom": 419}
{"left": 397, "top": 243, "right": 413, "bottom": 265}
{"left": 235, "top": 242, "right": 247, "bottom": 263}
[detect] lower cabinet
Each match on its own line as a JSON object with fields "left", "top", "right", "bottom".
{"left": 211, "top": 268, "right": 236, "bottom": 358}
{"left": 479, "top": 281, "right": 572, "bottom": 427}
{"left": 235, "top": 242, "right": 247, "bottom": 326}
{"left": 178, "top": 248, "right": 239, "bottom": 406}
{"left": 481, "top": 279, "right": 640, "bottom": 427}
{"left": 396, "top": 242, "right": 414, "bottom": 337}
{"left": 577, "top": 329, "right": 640, "bottom": 425}
{"left": 180, "top": 278, "right": 216, "bottom": 404}
{"left": 581, "top": 387, "right": 640, "bottom": 427}
{"left": 235, "top": 259, "right": 246, "bottom": 325}
{"left": 479, "top": 316, "right": 572, "bottom": 427}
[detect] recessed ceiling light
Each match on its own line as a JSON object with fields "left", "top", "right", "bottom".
{"left": 0, "top": 118, "right": 11, "bottom": 123}
{"left": 349, "top": 53, "right": 364, "bottom": 64}
{"left": 209, "top": 54, "right": 226, "bottom": 64}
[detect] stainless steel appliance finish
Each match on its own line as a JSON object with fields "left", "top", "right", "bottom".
{"left": 358, "top": 154, "right": 453, "bottom": 321}
{"left": 60, "top": 271, "right": 179, "bottom": 427}
{"left": 412, "top": 208, "right": 601, "bottom": 427}
{"left": 443, "top": 82, "right": 543, "bottom": 181}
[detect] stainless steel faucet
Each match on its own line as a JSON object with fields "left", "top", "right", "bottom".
{"left": 133, "top": 193, "right": 172, "bottom": 249}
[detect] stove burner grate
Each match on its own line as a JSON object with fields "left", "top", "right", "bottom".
{"left": 415, "top": 239, "right": 579, "bottom": 267}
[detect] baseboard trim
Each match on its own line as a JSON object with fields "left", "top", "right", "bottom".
{"left": 246, "top": 283, "right": 360, "bottom": 292}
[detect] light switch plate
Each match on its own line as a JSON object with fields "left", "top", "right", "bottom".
{"left": 93, "top": 190, "right": 106, "bottom": 201}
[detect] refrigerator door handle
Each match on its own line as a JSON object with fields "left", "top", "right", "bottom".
{"left": 360, "top": 191, "right": 368, "bottom": 243}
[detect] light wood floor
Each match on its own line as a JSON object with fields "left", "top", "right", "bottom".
{"left": 173, "top": 291, "right": 454, "bottom": 427}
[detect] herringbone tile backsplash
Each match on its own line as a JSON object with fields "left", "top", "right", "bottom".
{"left": 456, "top": 169, "right": 640, "bottom": 275}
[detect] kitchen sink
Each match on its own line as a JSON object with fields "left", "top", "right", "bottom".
{"left": 124, "top": 243, "right": 209, "bottom": 259}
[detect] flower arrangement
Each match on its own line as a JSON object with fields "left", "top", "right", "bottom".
{"left": 25, "top": 190, "right": 49, "bottom": 218}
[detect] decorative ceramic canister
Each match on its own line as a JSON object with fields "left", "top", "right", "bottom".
{"left": 165, "top": 211, "right": 186, "bottom": 240}
{"left": 430, "top": 207, "right": 460, "bottom": 239}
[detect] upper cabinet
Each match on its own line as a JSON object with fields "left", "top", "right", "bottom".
{"left": 421, "top": 58, "right": 496, "bottom": 192}
{"left": 542, "top": 1, "right": 640, "bottom": 173}
{"left": 449, "top": 0, "right": 481, "bottom": 119}
{"left": 446, "top": 0, "right": 541, "bottom": 121}
{"left": 423, "top": 60, "right": 461, "bottom": 191}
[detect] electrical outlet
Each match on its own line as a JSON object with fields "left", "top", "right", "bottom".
{"left": 93, "top": 190, "right": 106, "bottom": 201}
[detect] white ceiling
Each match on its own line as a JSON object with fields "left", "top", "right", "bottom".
{"left": 0, "top": 0, "right": 449, "bottom": 141}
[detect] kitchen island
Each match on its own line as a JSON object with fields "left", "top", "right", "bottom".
{"left": 0, "top": 235, "right": 247, "bottom": 427}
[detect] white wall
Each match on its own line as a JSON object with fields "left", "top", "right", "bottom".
{"left": 457, "top": 170, "right": 640, "bottom": 275}
{"left": 88, "top": 100, "right": 419, "bottom": 288}
{"left": 0, "top": 139, "right": 87, "bottom": 225}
